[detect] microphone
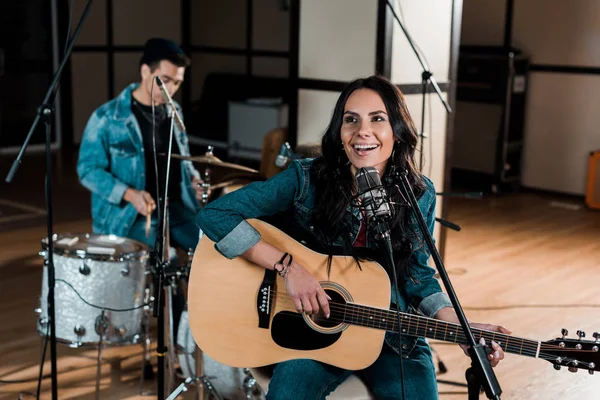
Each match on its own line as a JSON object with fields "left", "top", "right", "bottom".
{"left": 354, "top": 167, "right": 392, "bottom": 223}
{"left": 275, "top": 142, "right": 292, "bottom": 168}
{"left": 154, "top": 76, "right": 186, "bottom": 132}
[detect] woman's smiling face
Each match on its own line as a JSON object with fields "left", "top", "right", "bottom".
{"left": 341, "top": 88, "right": 395, "bottom": 177}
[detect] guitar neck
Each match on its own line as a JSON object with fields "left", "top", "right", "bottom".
{"left": 344, "top": 303, "right": 542, "bottom": 359}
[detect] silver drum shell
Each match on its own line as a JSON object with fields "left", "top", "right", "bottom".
{"left": 38, "top": 250, "right": 148, "bottom": 347}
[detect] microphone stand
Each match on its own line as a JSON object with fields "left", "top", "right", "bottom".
{"left": 4, "top": 2, "right": 95, "bottom": 399}
{"left": 152, "top": 105, "right": 177, "bottom": 400}
{"left": 395, "top": 170, "right": 502, "bottom": 400}
{"left": 384, "top": 0, "right": 452, "bottom": 171}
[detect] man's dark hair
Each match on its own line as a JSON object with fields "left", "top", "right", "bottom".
{"left": 139, "top": 37, "right": 191, "bottom": 71}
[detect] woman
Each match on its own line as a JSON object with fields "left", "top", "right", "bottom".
{"left": 196, "top": 75, "right": 509, "bottom": 399}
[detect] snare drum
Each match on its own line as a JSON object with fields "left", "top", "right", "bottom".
{"left": 37, "top": 233, "right": 149, "bottom": 347}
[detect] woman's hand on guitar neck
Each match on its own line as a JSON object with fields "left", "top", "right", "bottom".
{"left": 435, "top": 307, "right": 511, "bottom": 367}
{"left": 284, "top": 262, "right": 331, "bottom": 318}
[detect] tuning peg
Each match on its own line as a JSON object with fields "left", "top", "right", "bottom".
{"left": 561, "top": 328, "right": 568, "bottom": 338}
{"left": 553, "top": 364, "right": 561, "bottom": 371}
{"left": 568, "top": 367, "right": 578, "bottom": 373}
{"left": 593, "top": 332, "right": 600, "bottom": 342}
{"left": 577, "top": 330, "right": 586, "bottom": 339}
{"left": 589, "top": 370, "right": 595, "bottom": 375}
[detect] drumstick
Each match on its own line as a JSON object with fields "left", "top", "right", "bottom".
{"left": 145, "top": 204, "right": 152, "bottom": 237}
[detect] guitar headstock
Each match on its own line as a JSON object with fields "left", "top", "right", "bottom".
{"left": 543, "top": 329, "right": 600, "bottom": 374}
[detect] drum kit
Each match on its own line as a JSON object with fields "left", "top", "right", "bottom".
{"left": 34, "top": 147, "right": 261, "bottom": 400}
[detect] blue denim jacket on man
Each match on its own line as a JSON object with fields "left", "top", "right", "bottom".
{"left": 196, "top": 158, "right": 452, "bottom": 355}
{"left": 77, "top": 83, "right": 201, "bottom": 236}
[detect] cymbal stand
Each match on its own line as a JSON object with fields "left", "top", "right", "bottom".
{"left": 163, "top": 138, "right": 222, "bottom": 400}
{"left": 201, "top": 146, "right": 214, "bottom": 205}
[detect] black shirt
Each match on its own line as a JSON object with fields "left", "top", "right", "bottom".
{"left": 131, "top": 97, "right": 182, "bottom": 204}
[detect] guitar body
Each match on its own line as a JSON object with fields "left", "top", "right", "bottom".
{"left": 188, "top": 219, "right": 391, "bottom": 370}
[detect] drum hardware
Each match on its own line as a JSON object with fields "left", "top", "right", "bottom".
{"left": 74, "top": 324, "right": 86, "bottom": 337}
{"left": 139, "top": 286, "right": 156, "bottom": 396}
{"left": 79, "top": 262, "right": 91, "bottom": 275}
{"left": 153, "top": 138, "right": 223, "bottom": 399}
{"left": 167, "top": 153, "right": 260, "bottom": 176}
{"left": 94, "top": 310, "right": 107, "bottom": 400}
{"left": 37, "top": 234, "right": 149, "bottom": 346}
{"left": 201, "top": 146, "right": 214, "bottom": 205}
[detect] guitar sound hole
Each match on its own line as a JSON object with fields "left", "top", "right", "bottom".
{"left": 308, "top": 289, "right": 346, "bottom": 329}
{"left": 271, "top": 289, "right": 346, "bottom": 351}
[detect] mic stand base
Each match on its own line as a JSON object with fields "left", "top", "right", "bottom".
{"left": 466, "top": 345, "right": 502, "bottom": 400}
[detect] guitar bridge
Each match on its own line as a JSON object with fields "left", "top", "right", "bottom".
{"left": 257, "top": 269, "right": 276, "bottom": 329}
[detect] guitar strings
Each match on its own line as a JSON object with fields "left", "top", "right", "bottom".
{"left": 264, "top": 290, "right": 596, "bottom": 361}
{"left": 262, "top": 304, "right": 590, "bottom": 366}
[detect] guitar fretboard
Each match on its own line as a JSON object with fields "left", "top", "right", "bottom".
{"left": 343, "top": 303, "right": 541, "bottom": 358}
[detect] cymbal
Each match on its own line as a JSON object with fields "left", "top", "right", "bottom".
{"left": 170, "top": 154, "right": 259, "bottom": 175}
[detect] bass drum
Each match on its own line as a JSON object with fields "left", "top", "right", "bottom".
{"left": 38, "top": 233, "right": 149, "bottom": 347}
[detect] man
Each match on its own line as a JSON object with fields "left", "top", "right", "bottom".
{"left": 78, "top": 38, "right": 203, "bottom": 252}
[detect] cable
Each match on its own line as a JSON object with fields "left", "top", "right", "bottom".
{"left": 55, "top": 279, "right": 150, "bottom": 312}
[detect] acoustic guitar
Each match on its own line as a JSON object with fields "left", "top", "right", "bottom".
{"left": 188, "top": 219, "right": 599, "bottom": 374}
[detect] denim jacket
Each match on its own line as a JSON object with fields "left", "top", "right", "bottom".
{"left": 196, "top": 158, "right": 452, "bottom": 356}
{"left": 77, "top": 83, "right": 201, "bottom": 236}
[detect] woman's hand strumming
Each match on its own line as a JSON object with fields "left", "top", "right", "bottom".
{"left": 284, "top": 263, "right": 331, "bottom": 318}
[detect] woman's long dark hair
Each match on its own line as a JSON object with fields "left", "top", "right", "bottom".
{"left": 312, "top": 75, "right": 426, "bottom": 279}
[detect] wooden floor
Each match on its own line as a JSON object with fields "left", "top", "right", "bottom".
{"left": 1, "top": 185, "right": 600, "bottom": 399}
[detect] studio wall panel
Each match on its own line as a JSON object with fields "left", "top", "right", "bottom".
{"left": 113, "top": 52, "right": 141, "bottom": 96}
{"left": 252, "top": 57, "right": 289, "bottom": 78}
{"left": 299, "top": 0, "right": 377, "bottom": 81}
{"left": 71, "top": 0, "right": 107, "bottom": 46}
{"left": 521, "top": 73, "right": 600, "bottom": 195}
{"left": 189, "top": 53, "right": 246, "bottom": 100}
{"left": 460, "top": 0, "right": 507, "bottom": 46}
{"left": 191, "top": 0, "right": 246, "bottom": 49}
{"left": 253, "top": 1, "right": 290, "bottom": 51}
{"left": 71, "top": 53, "right": 108, "bottom": 144}
{"left": 297, "top": 89, "right": 340, "bottom": 145}
{"left": 112, "top": 0, "right": 181, "bottom": 45}
{"left": 404, "top": 92, "right": 448, "bottom": 210}
{"left": 390, "top": 0, "right": 453, "bottom": 84}
{"left": 513, "top": 0, "right": 600, "bottom": 67}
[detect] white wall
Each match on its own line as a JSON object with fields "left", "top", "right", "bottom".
{"left": 513, "top": 0, "right": 600, "bottom": 194}
{"left": 460, "top": 0, "right": 600, "bottom": 195}
{"left": 521, "top": 73, "right": 600, "bottom": 194}
{"left": 389, "top": 0, "right": 455, "bottom": 231}
{"left": 390, "top": 0, "right": 453, "bottom": 84}
{"left": 299, "top": 0, "right": 377, "bottom": 83}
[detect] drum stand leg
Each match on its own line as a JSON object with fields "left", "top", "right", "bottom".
{"left": 243, "top": 368, "right": 264, "bottom": 399}
{"left": 166, "top": 346, "right": 223, "bottom": 400}
{"left": 165, "top": 279, "right": 177, "bottom": 394}
{"left": 139, "top": 289, "right": 156, "bottom": 396}
{"left": 95, "top": 311, "right": 107, "bottom": 400}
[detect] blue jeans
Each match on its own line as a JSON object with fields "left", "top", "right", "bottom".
{"left": 128, "top": 201, "right": 200, "bottom": 252}
{"left": 266, "top": 339, "right": 438, "bottom": 400}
